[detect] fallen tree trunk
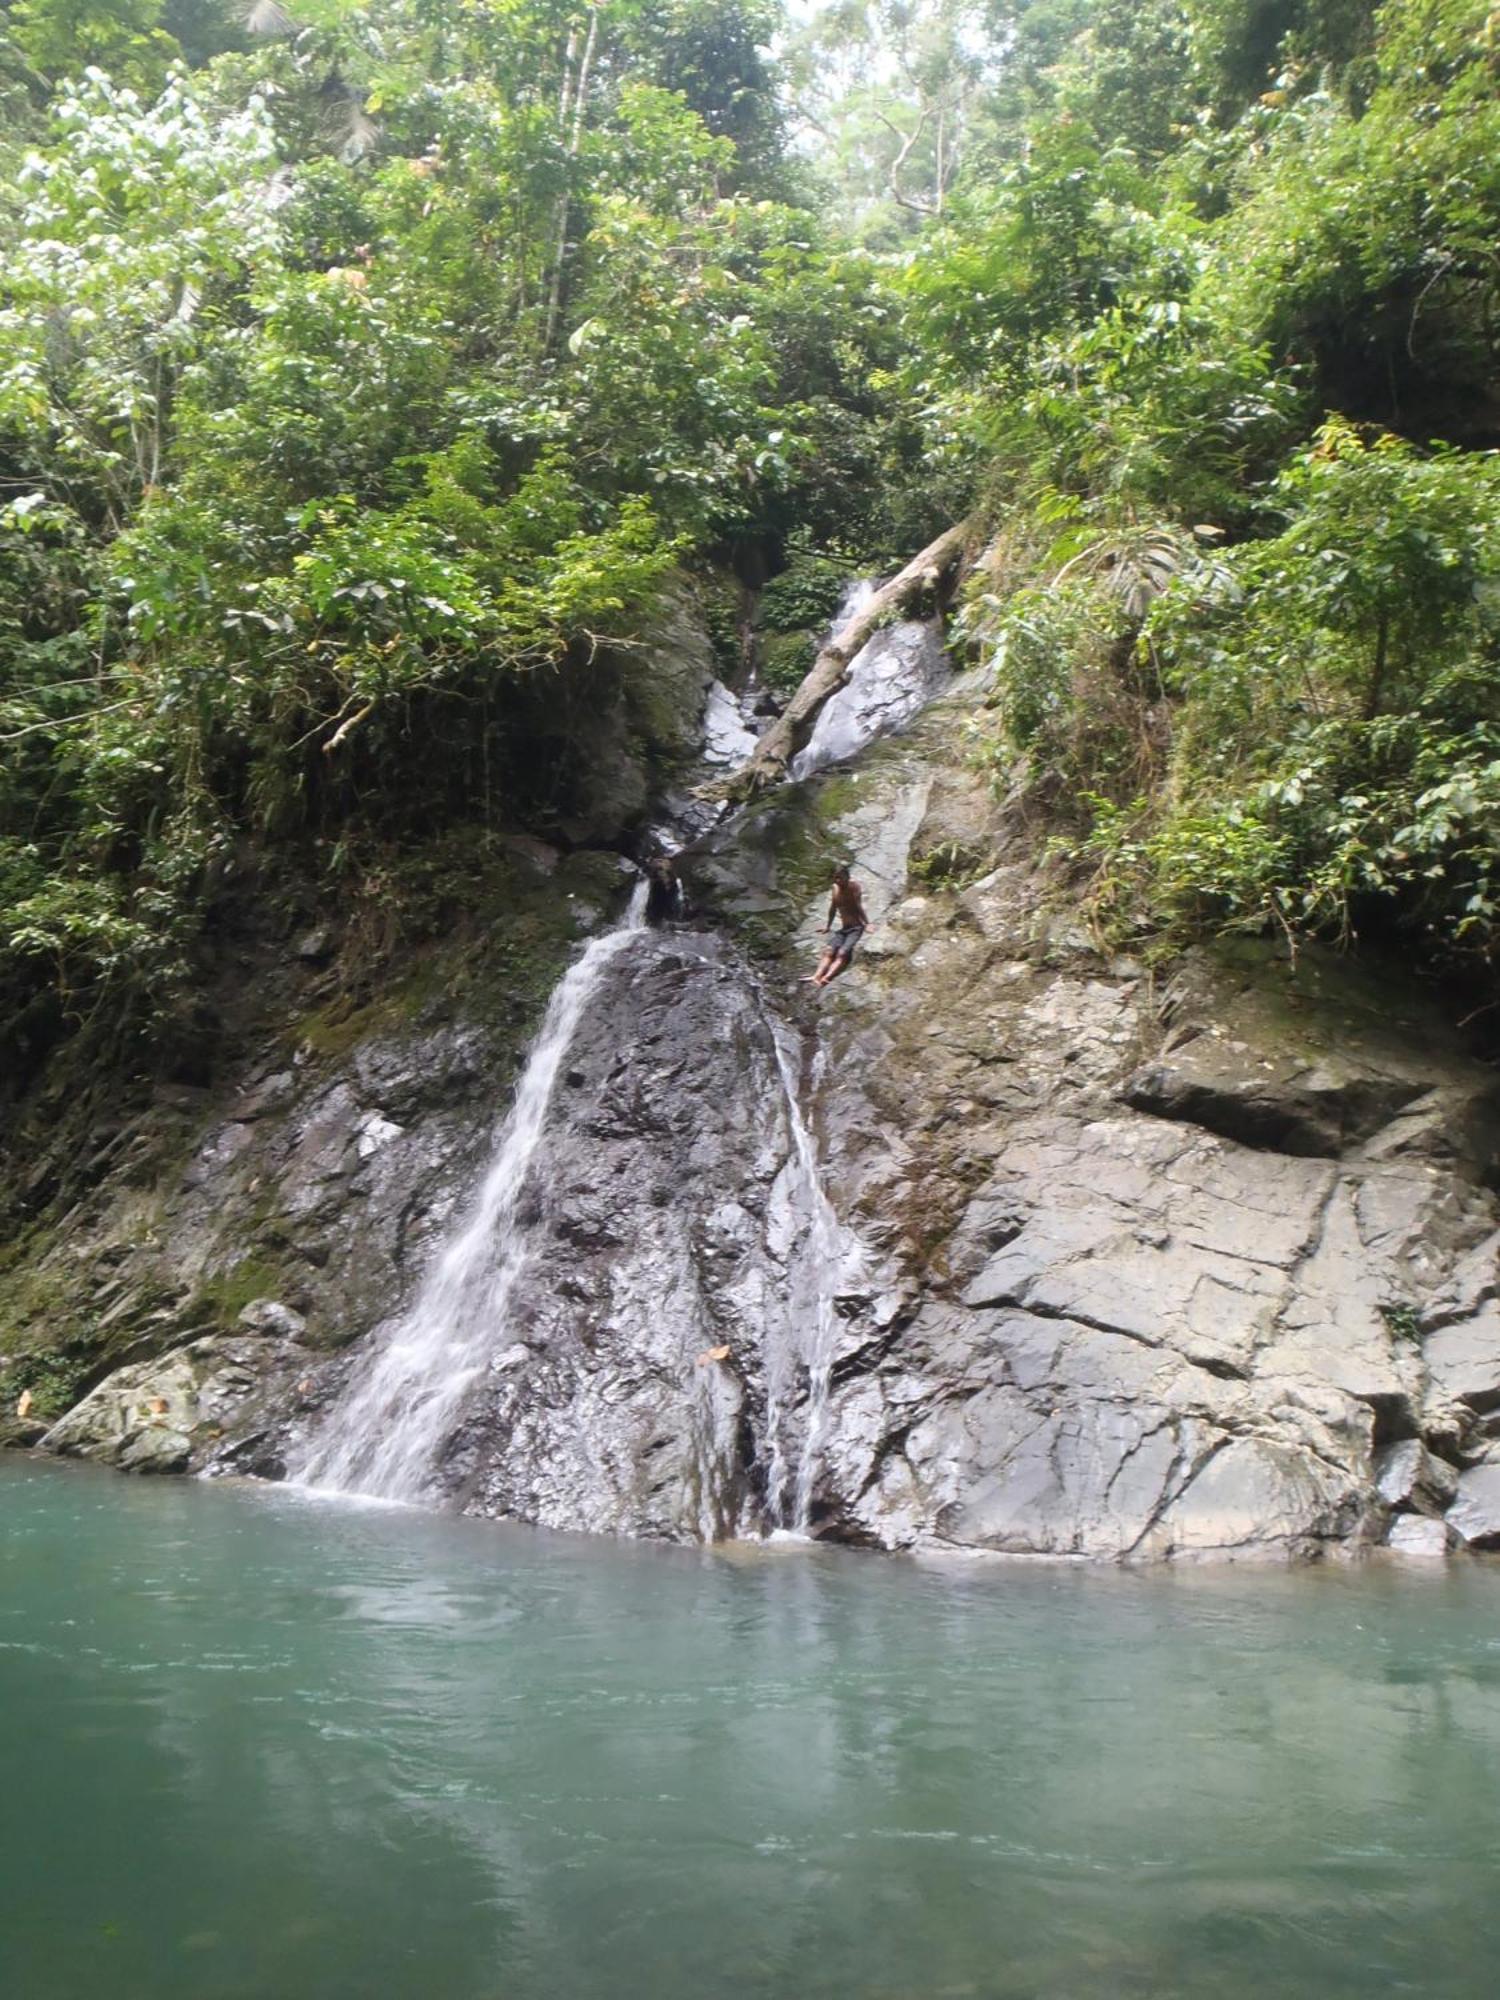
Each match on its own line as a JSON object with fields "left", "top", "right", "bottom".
{"left": 720, "top": 520, "right": 972, "bottom": 801}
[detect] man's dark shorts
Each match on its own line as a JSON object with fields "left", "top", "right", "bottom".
{"left": 831, "top": 923, "right": 866, "bottom": 961}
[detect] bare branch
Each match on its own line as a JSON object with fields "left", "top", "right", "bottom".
{"left": 321, "top": 700, "right": 375, "bottom": 754}
{"left": 871, "top": 106, "right": 938, "bottom": 216}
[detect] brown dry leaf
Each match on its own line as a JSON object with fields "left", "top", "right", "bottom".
{"left": 16, "top": 1389, "right": 33, "bottom": 1419}
{"left": 695, "top": 1345, "right": 732, "bottom": 1367}
{"left": 148, "top": 1397, "right": 169, "bottom": 1416}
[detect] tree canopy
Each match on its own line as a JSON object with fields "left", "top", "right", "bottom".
{"left": 2, "top": 0, "right": 1498, "bottom": 1092}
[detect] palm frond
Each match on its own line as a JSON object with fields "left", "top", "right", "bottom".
{"left": 245, "top": 0, "right": 296, "bottom": 37}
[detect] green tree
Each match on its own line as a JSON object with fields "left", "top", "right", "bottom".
{"left": 5, "top": 0, "right": 179, "bottom": 86}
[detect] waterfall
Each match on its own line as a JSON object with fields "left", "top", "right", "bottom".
{"left": 790, "top": 580, "right": 950, "bottom": 782}
{"left": 291, "top": 759, "right": 868, "bottom": 1536}
{"left": 296, "top": 898, "right": 862, "bottom": 1533}
{"left": 764, "top": 1032, "right": 859, "bottom": 1532}
{"left": 293, "top": 882, "right": 651, "bottom": 1501}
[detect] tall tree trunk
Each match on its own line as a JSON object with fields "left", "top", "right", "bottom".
{"left": 1365, "top": 612, "right": 1391, "bottom": 720}
{"left": 544, "top": 5, "right": 598, "bottom": 353}
{"left": 718, "top": 521, "right": 972, "bottom": 802}
{"left": 557, "top": 23, "right": 580, "bottom": 128}
{"left": 570, "top": 5, "right": 598, "bottom": 153}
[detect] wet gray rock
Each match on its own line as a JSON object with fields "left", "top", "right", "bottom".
{"left": 159, "top": 1006, "right": 536, "bottom": 1354}
{"left": 232, "top": 1069, "right": 297, "bottom": 1121}
{"left": 1446, "top": 1455, "right": 1500, "bottom": 1548}
{"left": 790, "top": 610, "right": 949, "bottom": 780}
{"left": 351, "top": 1023, "right": 485, "bottom": 1119}
{"left": 1387, "top": 1514, "right": 1452, "bottom": 1557}
{"left": 700, "top": 679, "right": 759, "bottom": 766}
{"left": 41, "top": 1331, "right": 300, "bottom": 1473}
{"left": 1374, "top": 1438, "right": 1459, "bottom": 1513}
{"left": 237, "top": 1299, "right": 308, "bottom": 1342}
{"left": 414, "top": 931, "right": 869, "bottom": 1541}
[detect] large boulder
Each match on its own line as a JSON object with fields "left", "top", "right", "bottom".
{"left": 1446, "top": 1455, "right": 1500, "bottom": 1549}
{"left": 1387, "top": 1514, "right": 1453, "bottom": 1557}
{"left": 1374, "top": 1438, "right": 1459, "bottom": 1513}
{"left": 40, "top": 1328, "right": 301, "bottom": 1473}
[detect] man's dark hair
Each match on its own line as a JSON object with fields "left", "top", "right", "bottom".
{"left": 832, "top": 862, "right": 851, "bottom": 883}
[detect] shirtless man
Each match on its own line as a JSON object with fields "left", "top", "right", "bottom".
{"left": 807, "top": 863, "right": 870, "bottom": 987}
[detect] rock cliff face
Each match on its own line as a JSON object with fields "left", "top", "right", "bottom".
{"left": 680, "top": 700, "right": 1500, "bottom": 1560}
{"left": 14, "top": 621, "right": 1500, "bottom": 1562}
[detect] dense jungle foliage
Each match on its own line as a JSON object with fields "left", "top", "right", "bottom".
{"left": 1, "top": 0, "right": 1497, "bottom": 1102}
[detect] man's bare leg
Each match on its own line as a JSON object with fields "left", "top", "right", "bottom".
{"left": 815, "top": 950, "right": 852, "bottom": 988}
{"left": 804, "top": 944, "right": 837, "bottom": 983}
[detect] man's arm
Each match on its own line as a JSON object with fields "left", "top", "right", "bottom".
{"left": 851, "top": 883, "right": 872, "bottom": 928}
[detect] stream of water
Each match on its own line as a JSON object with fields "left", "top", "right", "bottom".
{"left": 294, "top": 875, "right": 857, "bottom": 1533}
{"left": 5, "top": 1455, "right": 1500, "bottom": 2000}
{"left": 790, "top": 583, "right": 951, "bottom": 782}
{"left": 766, "top": 1031, "right": 861, "bottom": 1531}
{"left": 294, "top": 883, "right": 651, "bottom": 1501}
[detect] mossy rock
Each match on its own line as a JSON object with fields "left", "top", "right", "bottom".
{"left": 292, "top": 844, "right": 629, "bottom": 1057}
{"left": 190, "top": 1254, "right": 296, "bottom": 1331}
{"left": 909, "top": 835, "right": 992, "bottom": 892}
{"left": 684, "top": 768, "right": 864, "bottom": 963}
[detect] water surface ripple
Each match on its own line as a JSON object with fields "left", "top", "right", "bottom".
{"left": 4, "top": 1457, "right": 1499, "bottom": 1999}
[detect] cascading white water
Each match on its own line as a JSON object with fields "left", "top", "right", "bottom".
{"left": 294, "top": 882, "right": 651, "bottom": 1501}
{"left": 763, "top": 1031, "right": 860, "bottom": 1532}
{"left": 790, "top": 579, "right": 951, "bottom": 782}
{"left": 289, "top": 589, "right": 883, "bottom": 1534}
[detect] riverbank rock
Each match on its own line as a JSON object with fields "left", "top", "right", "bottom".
{"left": 1446, "top": 1454, "right": 1500, "bottom": 1548}
{"left": 40, "top": 1329, "right": 301, "bottom": 1474}
{"left": 1387, "top": 1515, "right": 1453, "bottom": 1557}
